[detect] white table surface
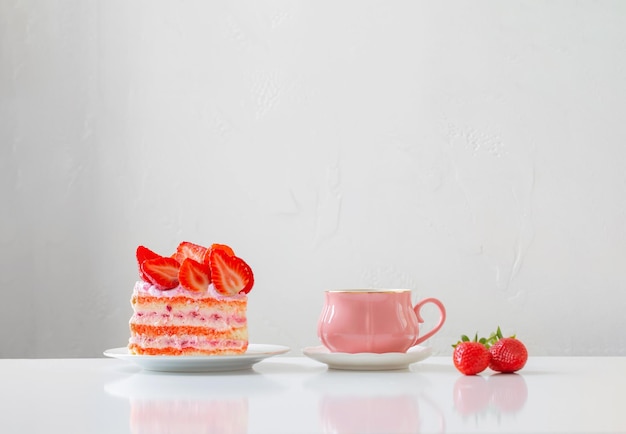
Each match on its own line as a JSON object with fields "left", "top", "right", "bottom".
{"left": 0, "top": 355, "right": 624, "bottom": 433}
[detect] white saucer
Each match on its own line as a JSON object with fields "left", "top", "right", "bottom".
{"left": 103, "top": 344, "right": 290, "bottom": 373}
{"left": 302, "top": 345, "right": 433, "bottom": 371}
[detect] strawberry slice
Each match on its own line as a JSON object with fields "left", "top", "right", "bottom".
{"left": 208, "top": 248, "right": 254, "bottom": 295}
{"left": 211, "top": 243, "right": 235, "bottom": 257}
{"left": 137, "top": 245, "right": 160, "bottom": 263}
{"left": 141, "top": 256, "right": 180, "bottom": 290}
{"left": 179, "top": 258, "right": 210, "bottom": 293}
{"left": 202, "top": 243, "right": 235, "bottom": 265}
{"left": 136, "top": 245, "right": 161, "bottom": 282}
{"left": 172, "top": 241, "right": 208, "bottom": 264}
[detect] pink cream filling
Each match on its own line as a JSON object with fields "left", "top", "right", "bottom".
{"left": 133, "top": 280, "right": 247, "bottom": 301}
{"left": 129, "top": 335, "right": 247, "bottom": 350}
{"left": 130, "top": 309, "right": 246, "bottom": 328}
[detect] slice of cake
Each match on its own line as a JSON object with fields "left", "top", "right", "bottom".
{"left": 129, "top": 241, "right": 254, "bottom": 356}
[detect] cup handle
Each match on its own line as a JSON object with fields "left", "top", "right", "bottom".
{"left": 412, "top": 297, "right": 446, "bottom": 346}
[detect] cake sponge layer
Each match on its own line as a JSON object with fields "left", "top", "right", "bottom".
{"left": 129, "top": 282, "right": 248, "bottom": 356}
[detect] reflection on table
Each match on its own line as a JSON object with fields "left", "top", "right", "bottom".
{"left": 105, "top": 370, "right": 284, "bottom": 434}
{"left": 130, "top": 398, "right": 248, "bottom": 434}
{"left": 453, "top": 373, "right": 528, "bottom": 417}
{"left": 305, "top": 370, "right": 446, "bottom": 433}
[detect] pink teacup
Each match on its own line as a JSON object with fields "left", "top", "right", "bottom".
{"left": 317, "top": 289, "right": 446, "bottom": 354}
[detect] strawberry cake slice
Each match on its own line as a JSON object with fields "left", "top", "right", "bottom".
{"left": 129, "top": 242, "right": 254, "bottom": 356}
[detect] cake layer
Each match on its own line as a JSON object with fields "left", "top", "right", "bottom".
{"left": 131, "top": 296, "right": 246, "bottom": 329}
{"left": 130, "top": 307, "right": 245, "bottom": 326}
{"left": 129, "top": 320, "right": 248, "bottom": 354}
{"left": 130, "top": 323, "right": 247, "bottom": 338}
{"left": 129, "top": 331, "right": 247, "bottom": 347}
{"left": 129, "top": 280, "right": 249, "bottom": 356}
{"left": 128, "top": 344, "right": 248, "bottom": 356}
{"left": 129, "top": 331, "right": 248, "bottom": 355}
{"left": 132, "top": 293, "right": 247, "bottom": 307}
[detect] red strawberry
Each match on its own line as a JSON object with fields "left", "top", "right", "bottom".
{"left": 208, "top": 248, "right": 254, "bottom": 295}
{"left": 179, "top": 258, "right": 210, "bottom": 293}
{"left": 136, "top": 245, "right": 160, "bottom": 282}
{"left": 137, "top": 245, "right": 160, "bottom": 264}
{"left": 488, "top": 327, "right": 528, "bottom": 373}
{"left": 452, "top": 334, "right": 491, "bottom": 375}
{"left": 211, "top": 243, "right": 235, "bottom": 256}
{"left": 172, "top": 241, "right": 208, "bottom": 264}
{"left": 141, "top": 256, "right": 180, "bottom": 290}
{"left": 202, "top": 243, "right": 235, "bottom": 265}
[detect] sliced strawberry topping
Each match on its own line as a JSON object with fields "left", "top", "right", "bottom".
{"left": 141, "top": 256, "right": 180, "bottom": 290}
{"left": 172, "top": 241, "right": 208, "bottom": 264}
{"left": 202, "top": 243, "right": 235, "bottom": 265}
{"left": 208, "top": 248, "right": 254, "bottom": 295}
{"left": 136, "top": 245, "right": 161, "bottom": 282}
{"left": 179, "top": 258, "right": 210, "bottom": 293}
{"left": 211, "top": 243, "right": 235, "bottom": 257}
{"left": 137, "top": 245, "right": 160, "bottom": 263}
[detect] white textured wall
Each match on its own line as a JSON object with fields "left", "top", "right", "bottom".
{"left": 1, "top": 1, "right": 626, "bottom": 357}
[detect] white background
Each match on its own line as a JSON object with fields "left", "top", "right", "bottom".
{"left": 1, "top": 1, "right": 625, "bottom": 357}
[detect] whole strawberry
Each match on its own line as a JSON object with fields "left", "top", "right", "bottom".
{"left": 452, "top": 334, "right": 491, "bottom": 375}
{"left": 488, "top": 327, "right": 528, "bottom": 373}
